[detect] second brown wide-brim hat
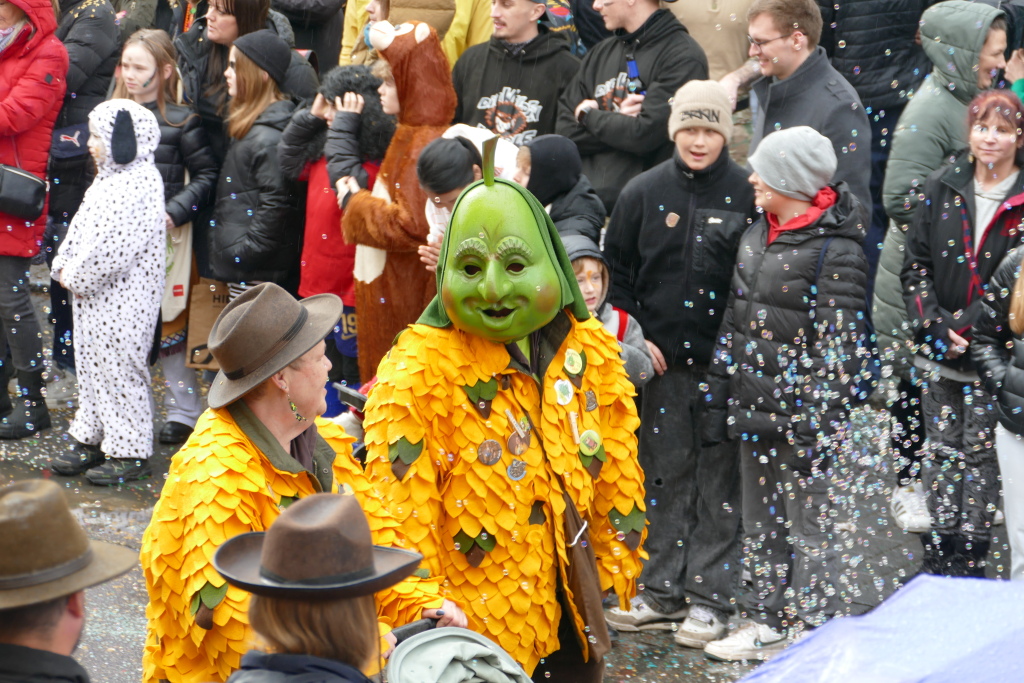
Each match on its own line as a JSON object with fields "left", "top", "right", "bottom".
{"left": 206, "top": 283, "right": 343, "bottom": 409}
{"left": 0, "top": 479, "right": 137, "bottom": 610}
{"left": 213, "top": 493, "right": 423, "bottom": 599}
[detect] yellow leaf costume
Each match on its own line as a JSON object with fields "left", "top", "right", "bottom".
{"left": 140, "top": 405, "right": 443, "bottom": 683}
{"left": 364, "top": 313, "right": 647, "bottom": 675}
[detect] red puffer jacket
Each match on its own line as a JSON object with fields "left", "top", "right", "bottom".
{"left": 0, "top": 0, "right": 68, "bottom": 258}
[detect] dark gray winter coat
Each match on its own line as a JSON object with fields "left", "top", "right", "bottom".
{"left": 704, "top": 184, "right": 869, "bottom": 473}
{"left": 973, "top": 247, "right": 1024, "bottom": 434}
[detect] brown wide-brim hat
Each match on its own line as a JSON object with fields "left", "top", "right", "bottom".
{"left": 207, "top": 283, "right": 343, "bottom": 409}
{"left": 213, "top": 493, "right": 423, "bottom": 599}
{"left": 0, "top": 480, "right": 137, "bottom": 610}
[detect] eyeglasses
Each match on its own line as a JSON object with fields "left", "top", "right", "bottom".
{"left": 972, "top": 124, "right": 1018, "bottom": 141}
{"left": 747, "top": 33, "right": 793, "bottom": 52}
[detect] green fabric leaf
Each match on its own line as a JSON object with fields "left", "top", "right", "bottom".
{"left": 594, "top": 444, "right": 606, "bottom": 463}
{"left": 199, "top": 581, "right": 228, "bottom": 610}
{"left": 579, "top": 452, "right": 594, "bottom": 468}
{"left": 609, "top": 504, "right": 646, "bottom": 534}
{"left": 413, "top": 567, "right": 430, "bottom": 579}
{"left": 463, "top": 378, "right": 498, "bottom": 404}
{"left": 453, "top": 529, "right": 476, "bottom": 554}
{"left": 279, "top": 495, "right": 299, "bottom": 509}
{"left": 189, "top": 591, "right": 201, "bottom": 616}
{"left": 579, "top": 350, "right": 588, "bottom": 376}
{"left": 389, "top": 437, "right": 423, "bottom": 465}
{"left": 476, "top": 530, "right": 496, "bottom": 553}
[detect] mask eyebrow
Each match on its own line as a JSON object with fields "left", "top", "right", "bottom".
{"left": 453, "top": 238, "right": 489, "bottom": 261}
{"left": 495, "top": 236, "right": 533, "bottom": 260}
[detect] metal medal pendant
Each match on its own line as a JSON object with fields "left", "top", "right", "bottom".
{"left": 478, "top": 439, "right": 503, "bottom": 466}
{"left": 507, "top": 459, "right": 527, "bottom": 481}
{"left": 585, "top": 389, "right": 598, "bottom": 412}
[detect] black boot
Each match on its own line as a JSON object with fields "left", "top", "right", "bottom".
{"left": 0, "top": 369, "right": 51, "bottom": 438}
{"left": 0, "top": 359, "right": 14, "bottom": 420}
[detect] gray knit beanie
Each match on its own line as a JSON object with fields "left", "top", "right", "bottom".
{"left": 668, "top": 80, "right": 733, "bottom": 143}
{"left": 748, "top": 126, "right": 837, "bottom": 201}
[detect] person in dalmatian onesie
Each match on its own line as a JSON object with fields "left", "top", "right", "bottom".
{"left": 50, "top": 99, "right": 166, "bottom": 485}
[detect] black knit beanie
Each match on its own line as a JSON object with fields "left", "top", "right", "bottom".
{"left": 525, "top": 135, "right": 581, "bottom": 206}
{"left": 233, "top": 29, "right": 291, "bottom": 91}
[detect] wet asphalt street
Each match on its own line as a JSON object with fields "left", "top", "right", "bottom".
{"left": 0, "top": 272, "right": 1011, "bottom": 682}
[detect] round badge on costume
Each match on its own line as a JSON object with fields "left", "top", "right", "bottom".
{"left": 507, "top": 459, "right": 527, "bottom": 481}
{"left": 507, "top": 431, "right": 530, "bottom": 456}
{"left": 564, "top": 349, "right": 583, "bottom": 375}
{"left": 579, "top": 429, "right": 602, "bottom": 457}
{"left": 554, "top": 379, "right": 574, "bottom": 405}
{"left": 478, "top": 439, "right": 503, "bottom": 466}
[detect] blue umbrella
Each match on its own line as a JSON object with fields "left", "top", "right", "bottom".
{"left": 741, "top": 574, "right": 1024, "bottom": 682}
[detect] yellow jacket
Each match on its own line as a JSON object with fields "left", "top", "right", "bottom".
{"left": 364, "top": 314, "right": 647, "bottom": 675}
{"left": 339, "top": 0, "right": 492, "bottom": 69}
{"left": 140, "top": 403, "right": 443, "bottom": 683}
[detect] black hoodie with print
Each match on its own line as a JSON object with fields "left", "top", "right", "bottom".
{"left": 452, "top": 26, "right": 580, "bottom": 145}
{"left": 556, "top": 9, "right": 707, "bottom": 212}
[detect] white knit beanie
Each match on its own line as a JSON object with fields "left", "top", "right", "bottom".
{"left": 748, "top": 126, "right": 837, "bottom": 201}
{"left": 668, "top": 80, "right": 733, "bottom": 143}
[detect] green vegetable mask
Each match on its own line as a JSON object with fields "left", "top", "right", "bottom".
{"left": 417, "top": 138, "right": 589, "bottom": 342}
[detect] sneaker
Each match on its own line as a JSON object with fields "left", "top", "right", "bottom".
{"left": 704, "top": 621, "right": 788, "bottom": 662}
{"left": 890, "top": 481, "right": 930, "bottom": 533}
{"left": 995, "top": 508, "right": 1006, "bottom": 526}
{"left": 50, "top": 440, "right": 105, "bottom": 476}
{"left": 45, "top": 370, "right": 78, "bottom": 410}
{"left": 85, "top": 458, "right": 152, "bottom": 486}
{"left": 674, "top": 605, "right": 728, "bottom": 649}
{"left": 604, "top": 596, "right": 688, "bottom": 632}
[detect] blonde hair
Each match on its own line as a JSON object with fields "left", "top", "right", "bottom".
{"left": 227, "top": 48, "right": 284, "bottom": 139}
{"left": 249, "top": 593, "right": 380, "bottom": 671}
{"left": 516, "top": 145, "right": 531, "bottom": 174}
{"left": 112, "top": 29, "right": 184, "bottom": 126}
{"left": 370, "top": 58, "right": 392, "bottom": 84}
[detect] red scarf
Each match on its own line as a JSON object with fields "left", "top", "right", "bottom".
{"left": 766, "top": 187, "right": 838, "bottom": 245}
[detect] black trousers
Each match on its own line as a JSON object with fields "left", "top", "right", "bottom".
{"left": 531, "top": 591, "right": 604, "bottom": 683}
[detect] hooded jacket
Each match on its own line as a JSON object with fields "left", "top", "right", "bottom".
{"left": 973, "top": 247, "right": 1024, "bottom": 435}
{"left": 452, "top": 26, "right": 579, "bottom": 145}
{"left": 208, "top": 99, "right": 303, "bottom": 289}
{"left": 144, "top": 100, "right": 219, "bottom": 228}
{"left": 0, "top": 644, "right": 90, "bottom": 683}
{"left": 704, "top": 183, "right": 869, "bottom": 473}
{"left": 175, "top": 7, "right": 319, "bottom": 164}
{"left": 271, "top": 0, "right": 346, "bottom": 68}
{"left": 873, "top": 1, "right": 1005, "bottom": 380}
{"left": 226, "top": 651, "right": 373, "bottom": 683}
{"left": 749, "top": 46, "right": 872, "bottom": 215}
{"left": 562, "top": 233, "right": 652, "bottom": 386}
{"left": 555, "top": 9, "right": 708, "bottom": 212}
{"left": 0, "top": 0, "right": 68, "bottom": 258}
{"left": 604, "top": 148, "right": 756, "bottom": 369}
{"left": 902, "top": 152, "right": 1024, "bottom": 375}
{"left": 524, "top": 134, "right": 604, "bottom": 244}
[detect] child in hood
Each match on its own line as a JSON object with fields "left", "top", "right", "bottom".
{"left": 50, "top": 99, "right": 166, "bottom": 485}
{"left": 562, "top": 233, "right": 652, "bottom": 387}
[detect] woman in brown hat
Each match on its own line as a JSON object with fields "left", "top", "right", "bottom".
{"left": 139, "top": 283, "right": 462, "bottom": 683}
{"left": 214, "top": 492, "right": 424, "bottom": 682}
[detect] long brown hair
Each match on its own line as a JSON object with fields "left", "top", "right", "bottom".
{"left": 226, "top": 47, "right": 283, "bottom": 139}
{"left": 249, "top": 593, "right": 379, "bottom": 671}
{"left": 204, "top": 0, "right": 271, "bottom": 110}
{"left": 1009, "top": 252, "right": 1024, "bottom": 336}
{"left": 113, "top": 29, "right": 184, "bottom": 126}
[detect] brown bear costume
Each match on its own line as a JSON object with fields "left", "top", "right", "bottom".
{"left": 342, "top": 20, "right": 457, "bottom": 382}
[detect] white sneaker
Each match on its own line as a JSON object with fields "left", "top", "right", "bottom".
{"left": 674, "top": 604, "right": 728, "bottom": 649}
{"left": 995, "top": 508, "right": 1006, "bottom": 526}
{"left": 604, "top": 595, "right": 688, "bottom": 632}
{"left": 704, "top": 621, "right": 788, "bottom": 662}
{"left": 45, "top": 370, "right": 78, "bottom": 410}
{"left": 890, "top": 481, "right": 930, "bottom": 533}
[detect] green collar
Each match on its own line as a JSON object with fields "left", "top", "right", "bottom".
{"left": 504, "top": 310, "right": 572, "bottom": 381}
{"left": 228, "top": 401, "right": 334, "bottom": 493}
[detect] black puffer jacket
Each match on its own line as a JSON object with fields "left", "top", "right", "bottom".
{"left": 271, "top": 0, "right": 345, "bottom": 70}
{"left": 973, "top": 246, "right": 1024, "bottom": 433}
{"left": 49, "top": 0, "right": 121, "bottom": 223}
{"left": 175, "top": 6, "right": 319, "bottom": 163}
{"left": 208, "top": 99, "right": 302, "bottom": 289}
{"left": 550, "top": 174, "right": 604, "bottom": 245}
{"left": 143, "top": 100, "right": 219, "bottom": 227}
{"left": 226, "top": 651, "right": 372, "bottom": 683}
{"left": 816, "top": 0, "right": 936, "bottom": 110}
{"left": 704, "top": 184, "right": 868, "bottom": 472}
{"left": 902, "top": 153, "right": 1024, "bottom": 374}
{"left": 604, "top": 148, "right": 755, "bottom": 369}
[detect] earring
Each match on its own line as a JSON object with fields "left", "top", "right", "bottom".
{"left": 288, "top": 395, "right": 307, "bottom": 422}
